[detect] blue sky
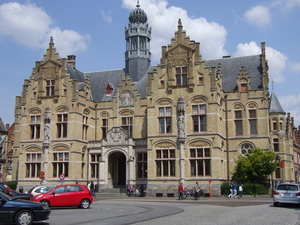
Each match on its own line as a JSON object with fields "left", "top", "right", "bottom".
{"left": 0, "top": 0, "right": 300, "bottom": 126}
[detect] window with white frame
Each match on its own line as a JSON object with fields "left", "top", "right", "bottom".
{"left": 30, "top": 115, "right": 41, "bottom": 139}
{"left": 249, "top": 109, "right": 257, "bottom": 135}
{"left": 159, "top": 107, "right": 172, "bottom": 134}
{"left": 26, "top": 152, "right": 41, "bottom": 178}
{"left": 175, "top": 66, "right": 187, "bottom": 85}
{"left": 121, "top": 116, "right": 133, "bottom": 138}
{"left": 190, "top": 148, "right": 211, "bottom": 177}
{"left": 235, "top": 110, "right": 243, "bottom": 136}
{"left": 57, "top": 113, "right": 68, "bottom": 138}
{"left": 240, "top": 143, "right": 253, "bottom": 156}
{"left": 137, "top": 152, "right": 147, "bottom": 178}
{"left": 52, "top": 152, "right": 69, "bottom": 177}
{"left": 46, "top": 79, "right": 55, "bottom": 96}
{"left": 192, "top": 104, "right": 206, "bottom": 132}
{"left": 156, "top": 149, "right": 175, "bottom": 177}
{"left": 82, "top": 116, "right": 88, "bottom": 140}
{"left": 90, "top": 154, "right": 100, "bottom": 178}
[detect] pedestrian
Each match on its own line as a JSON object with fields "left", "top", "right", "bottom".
{"left": 178, "top": 182, "right": 184, "bottom": 200}
{"left": 228, "top": 182, "right": 233, "bottom": 198}
{"left": 239, "top": 183, "right": 243, "bottom": 198}
{"left": 194, "top": 181, "right": 201, "bottom": 200}
{"left": 87, "top": 181, "right": 91, "bottom": 190}
{"left": 232, "top": 182, "right": 238, "bottom": 198}
{"left": 90, "top": 181, "right": 96, "bottom": 197}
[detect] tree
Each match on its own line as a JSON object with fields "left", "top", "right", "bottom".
{"left": 231, "top": 148, "right": 277, "bottom": 183}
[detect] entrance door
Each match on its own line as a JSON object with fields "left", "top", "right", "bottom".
{"left": 108, "top": 152, "right": 126, "bottom": 187}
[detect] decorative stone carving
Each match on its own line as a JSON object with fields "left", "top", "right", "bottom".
{"left": 120, "top": 92, "right": 134, "bottom": 107}
{"left": 52, "top": 146, "right": 69, "bottom": 151}
{"left": 158, "top": 100, "right": 172, "bottom": 106}
{"left": 189, "top": 140, "right": 210, "bottom": 147}
{"left": 25, "top": 147, "right": 41, "bottom": 152}
{"left": 155, "top": 142, "right": 175, "bottom": 148}
{"left": 178, "top": 112, "right": 185, "bottom": 138}
{"left": 44, "top": 106, "right": 51, "bottom": 143}
{"left": 107, "top": 127, "right": 127, "bottom": 145}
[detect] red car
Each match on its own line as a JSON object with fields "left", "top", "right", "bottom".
{"left": 31, "top": 184, "right": 93, "bottom": 209}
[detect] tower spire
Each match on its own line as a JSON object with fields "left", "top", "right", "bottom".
{"left": 125, "top": 2, "right": 151, "bottom": 82}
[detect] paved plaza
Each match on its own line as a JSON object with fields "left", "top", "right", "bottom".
{"left": 38, "top": 196, "right": 300, "bottom": 225}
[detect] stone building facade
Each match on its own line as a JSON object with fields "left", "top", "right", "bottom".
{"left": 11, "top": 3, "right": 295, "bottom": 196}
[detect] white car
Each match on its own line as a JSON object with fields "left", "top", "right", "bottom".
{"left": 273, "top": 183, "right": 300, "bottom": 207}
{"left": 28, "top": 186, "right": 56, "bottom": 196}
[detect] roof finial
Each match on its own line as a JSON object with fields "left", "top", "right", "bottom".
{"left": 178, "top": 18, "right": 182, "bottom": 26}
{"left": 137, "top": 0, "right": 140, "bottom": 7}
{"left": 272, "top": 79, "right": 274, "bottom": 91}
{"left": 50, "top": 36, "right": 53, "bottom": 43}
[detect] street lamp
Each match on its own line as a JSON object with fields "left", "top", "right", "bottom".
{"left": 275, "top": 155, "right": 283, "bottom": 183}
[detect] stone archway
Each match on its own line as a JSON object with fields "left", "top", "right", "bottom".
{"left": 108, "top": 152, "right": 126, "bottom": 187}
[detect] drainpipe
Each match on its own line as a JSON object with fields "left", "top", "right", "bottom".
{"left": 225, "top": 95, "right": 230, "bottom": 183}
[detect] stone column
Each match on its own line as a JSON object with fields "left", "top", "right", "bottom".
{"left": 42, "top": 106, "right": 51, "bottom": 184}
{"left": 177, "top": 97, "right": 186, "bottom": 180}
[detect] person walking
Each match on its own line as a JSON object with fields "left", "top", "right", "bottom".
{"left": 194, "top": 182, "right": 201, "bottom": 200}
{"left": 178, "top": 182, "right": 184, "bottom": 200}
{"left": 232, "top": 182, "right": 238, "bottom": 198}
{"left": 228, "top": 182, "right": 233, "bottom": 198}
{"left": 239, "top": 183, "right": 243, "bottom": 198}
{"left": 90, "top": 181, "right": 96, "bottom": 197}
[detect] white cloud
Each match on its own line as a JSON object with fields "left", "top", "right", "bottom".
{"left": 289, "top": 62, "right": 300, "bottom": 73}
{"left": 48, "top": 28, "right": 91, "bottom": 57}
{"left": 0, "top": 2, "right": 52, "bottom": 48}
{"left": 244, "top": 5, "right": 272, "bottom": 28}
{"left": 279, "top": 94, "right": 300, "bottom": 125}
{"left": 233, "top": 41, "right": 287, "bottom": 83}
{"left": 272, "top": 0, "right": 300, "bottom": 12}
{"left": 0, "top": 2, "right": 90, "bottom": 56}
{"left": 100, "top": 10, "right": 112, "bottom": 23}
{"left": 122, "top": 0, "right": 227, "bottom": 63}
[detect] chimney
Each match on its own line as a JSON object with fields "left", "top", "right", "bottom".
{"left": 67, "top": 55, "right": 76, "bottom": 67}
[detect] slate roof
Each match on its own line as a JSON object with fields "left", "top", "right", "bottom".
{"left": 205, "top": 55, "right": 263, "bottom": 92}
{"left": 67, "top": 64, "right": 85, "bottom": 83}
{"left": 269, "top": 91, "right": 285, "bottom": 114}
{"left": 66, "top": 55, "right": 264, "bottom": 102}
{"left": 0, "top": 117, "right": 7, "bottom": 133}
{"left": 85, "top": 69, "right": 126, "bottom": 102}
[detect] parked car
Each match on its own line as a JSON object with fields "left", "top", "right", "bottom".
{"left": 0, "top": 182, "right": 33, "bottom": 200}
{"left": 31, "top": 184, "right": 93, "bottom": 208}
{"left": 28, "top": 185, "right": 56, "bottom": 196}
{"left": 0, "top": 191, "right": 51, "bottom": 225}
{"left": 0, "top": 182, "right": 13, "bottom": 195}
{"left": 273, "top": 183, "right": 300, "bottom": 207}
{"left": 11, "top": 189, "right": 33, "bottom": 200}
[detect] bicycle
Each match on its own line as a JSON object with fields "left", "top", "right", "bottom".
{"left": 194, "top": 190, "right": 205, "bottom": 200}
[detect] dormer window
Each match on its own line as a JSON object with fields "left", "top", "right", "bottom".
{"left": 160, "top": 80, "right": 165, "bottom": 87}
{"left": 241, "top": 83, "right": 247, "bottom": 92}
{"left": 198, "top": 77, "right": 203, "bottom": 84}
{"left": 175, "top": 66, "right": 187, "bottom": 85}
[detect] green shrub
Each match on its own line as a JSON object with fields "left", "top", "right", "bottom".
{"left": 221, "top": 181, "right": 270, "bottom": 196}
{"left": 5, "top": 181, "right": 17, "bottom": 190}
